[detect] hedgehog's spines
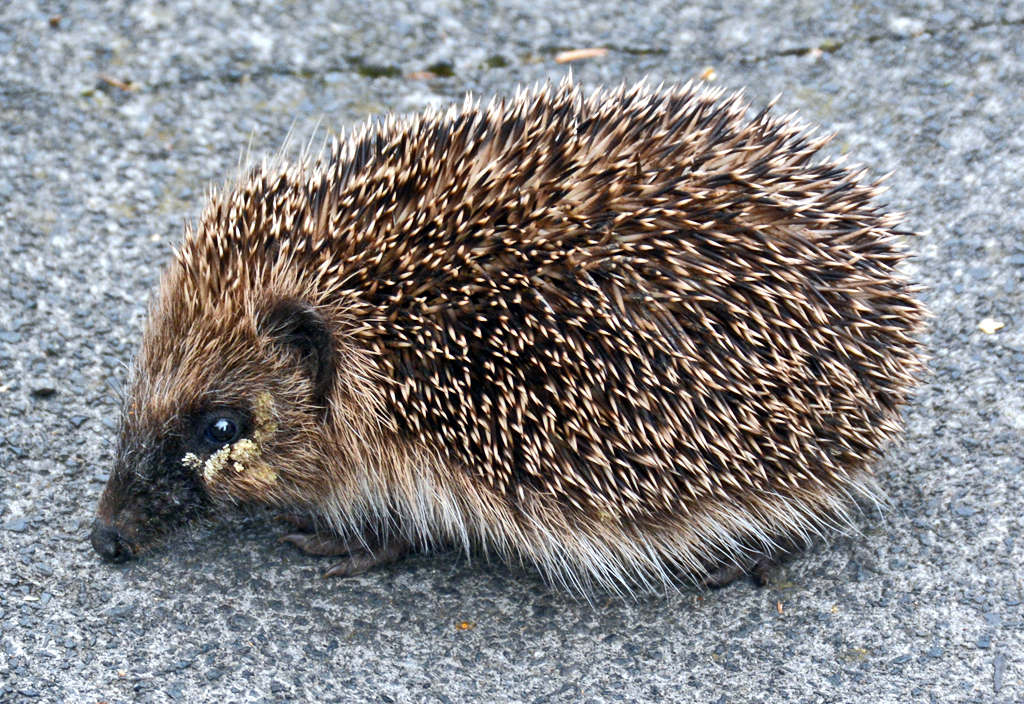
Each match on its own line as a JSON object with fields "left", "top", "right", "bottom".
{"left": 153, "top": 76, "right": 927, "bottom": 592}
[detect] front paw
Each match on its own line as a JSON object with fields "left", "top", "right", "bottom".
{"left": 277, "top": 517, "right": 411, "bottom": 578}
{"left": 321, "top": 541, "right": 410, "bottom": 578}
{"left": 280, "top": 529, "right": 356, "bottom": 557}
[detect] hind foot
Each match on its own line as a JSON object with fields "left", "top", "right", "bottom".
{"left": 701, "top": 553, "right": 779, "bottom": 588}
{"left": 701, "top": 536, "right": 801, "bottom": 588}
{"left": 278, "top": 516, "right": 410, "bottom": 578}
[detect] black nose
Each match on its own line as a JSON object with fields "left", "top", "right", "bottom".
{"left": 91, "top": 519, "right": 134, "bottom": 563}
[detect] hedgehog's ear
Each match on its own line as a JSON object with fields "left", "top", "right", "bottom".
{"left": 262, "top": 299, "right": 335, "bottom": 405}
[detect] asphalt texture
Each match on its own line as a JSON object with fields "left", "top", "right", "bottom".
{"left": 1, "top": 1, "right": 1022, "bottom": 702}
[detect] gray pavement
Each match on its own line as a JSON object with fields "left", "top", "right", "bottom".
{"left": 1, "top": 1, "right": 1022, "bottom": 702}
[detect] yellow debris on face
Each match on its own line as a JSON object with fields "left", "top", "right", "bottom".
{"left": 198, "top": 444, "right": 232, "bottom": 483}
{"left": 229, "top": 438, "right": 260, "bottom": 466}
{"left": 245, "top": 462, "right": 279, "bottom": 487}
{"left": 229, "top": 438, "right": 277, "bottom": 485}
{"left": 252, "top": 391, "right": 278, "bottom": 443}
{"left": 180, "top": 391, "right": 280, "bottom": 486}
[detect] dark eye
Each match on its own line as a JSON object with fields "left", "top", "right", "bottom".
{"left": 205, "top": 416, "right": 242, "bottom": 445}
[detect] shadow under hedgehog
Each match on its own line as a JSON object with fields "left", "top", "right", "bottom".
{"left": 91, "top": 77, "right": 927, "bottom": 594}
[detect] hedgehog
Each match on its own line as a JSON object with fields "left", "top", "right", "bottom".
{"left": 90, "top": 77, "right": 927, "bottom": 592}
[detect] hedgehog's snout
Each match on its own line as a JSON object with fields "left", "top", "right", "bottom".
{"left": 90, "top": 518, "right": 136, "bottom": 563}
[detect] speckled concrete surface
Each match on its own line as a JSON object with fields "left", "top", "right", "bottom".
{"left": 1, "top": 1, "right": 1022, "bottom": 702}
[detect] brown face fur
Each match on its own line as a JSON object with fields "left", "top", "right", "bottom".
{"left": 93, "top": 263, "right": 389, "bottom": 558}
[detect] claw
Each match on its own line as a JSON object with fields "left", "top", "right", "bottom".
{"left": 701, "top": 563, "right": 749, "bottom": 589}
{"left": 749, "top": 554, "right": 778, "bottom": 587}
{"left": 280, "top": 531, "right": 354, "bottom": 556}
{"left": 323, "top": 550, "right": 374, "bottom": 578}
{"left": 701, "top": 549, "right": 788, "bottom": 589}
{"left": 323, "top": 539, "right": 411, "bottom": 579}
